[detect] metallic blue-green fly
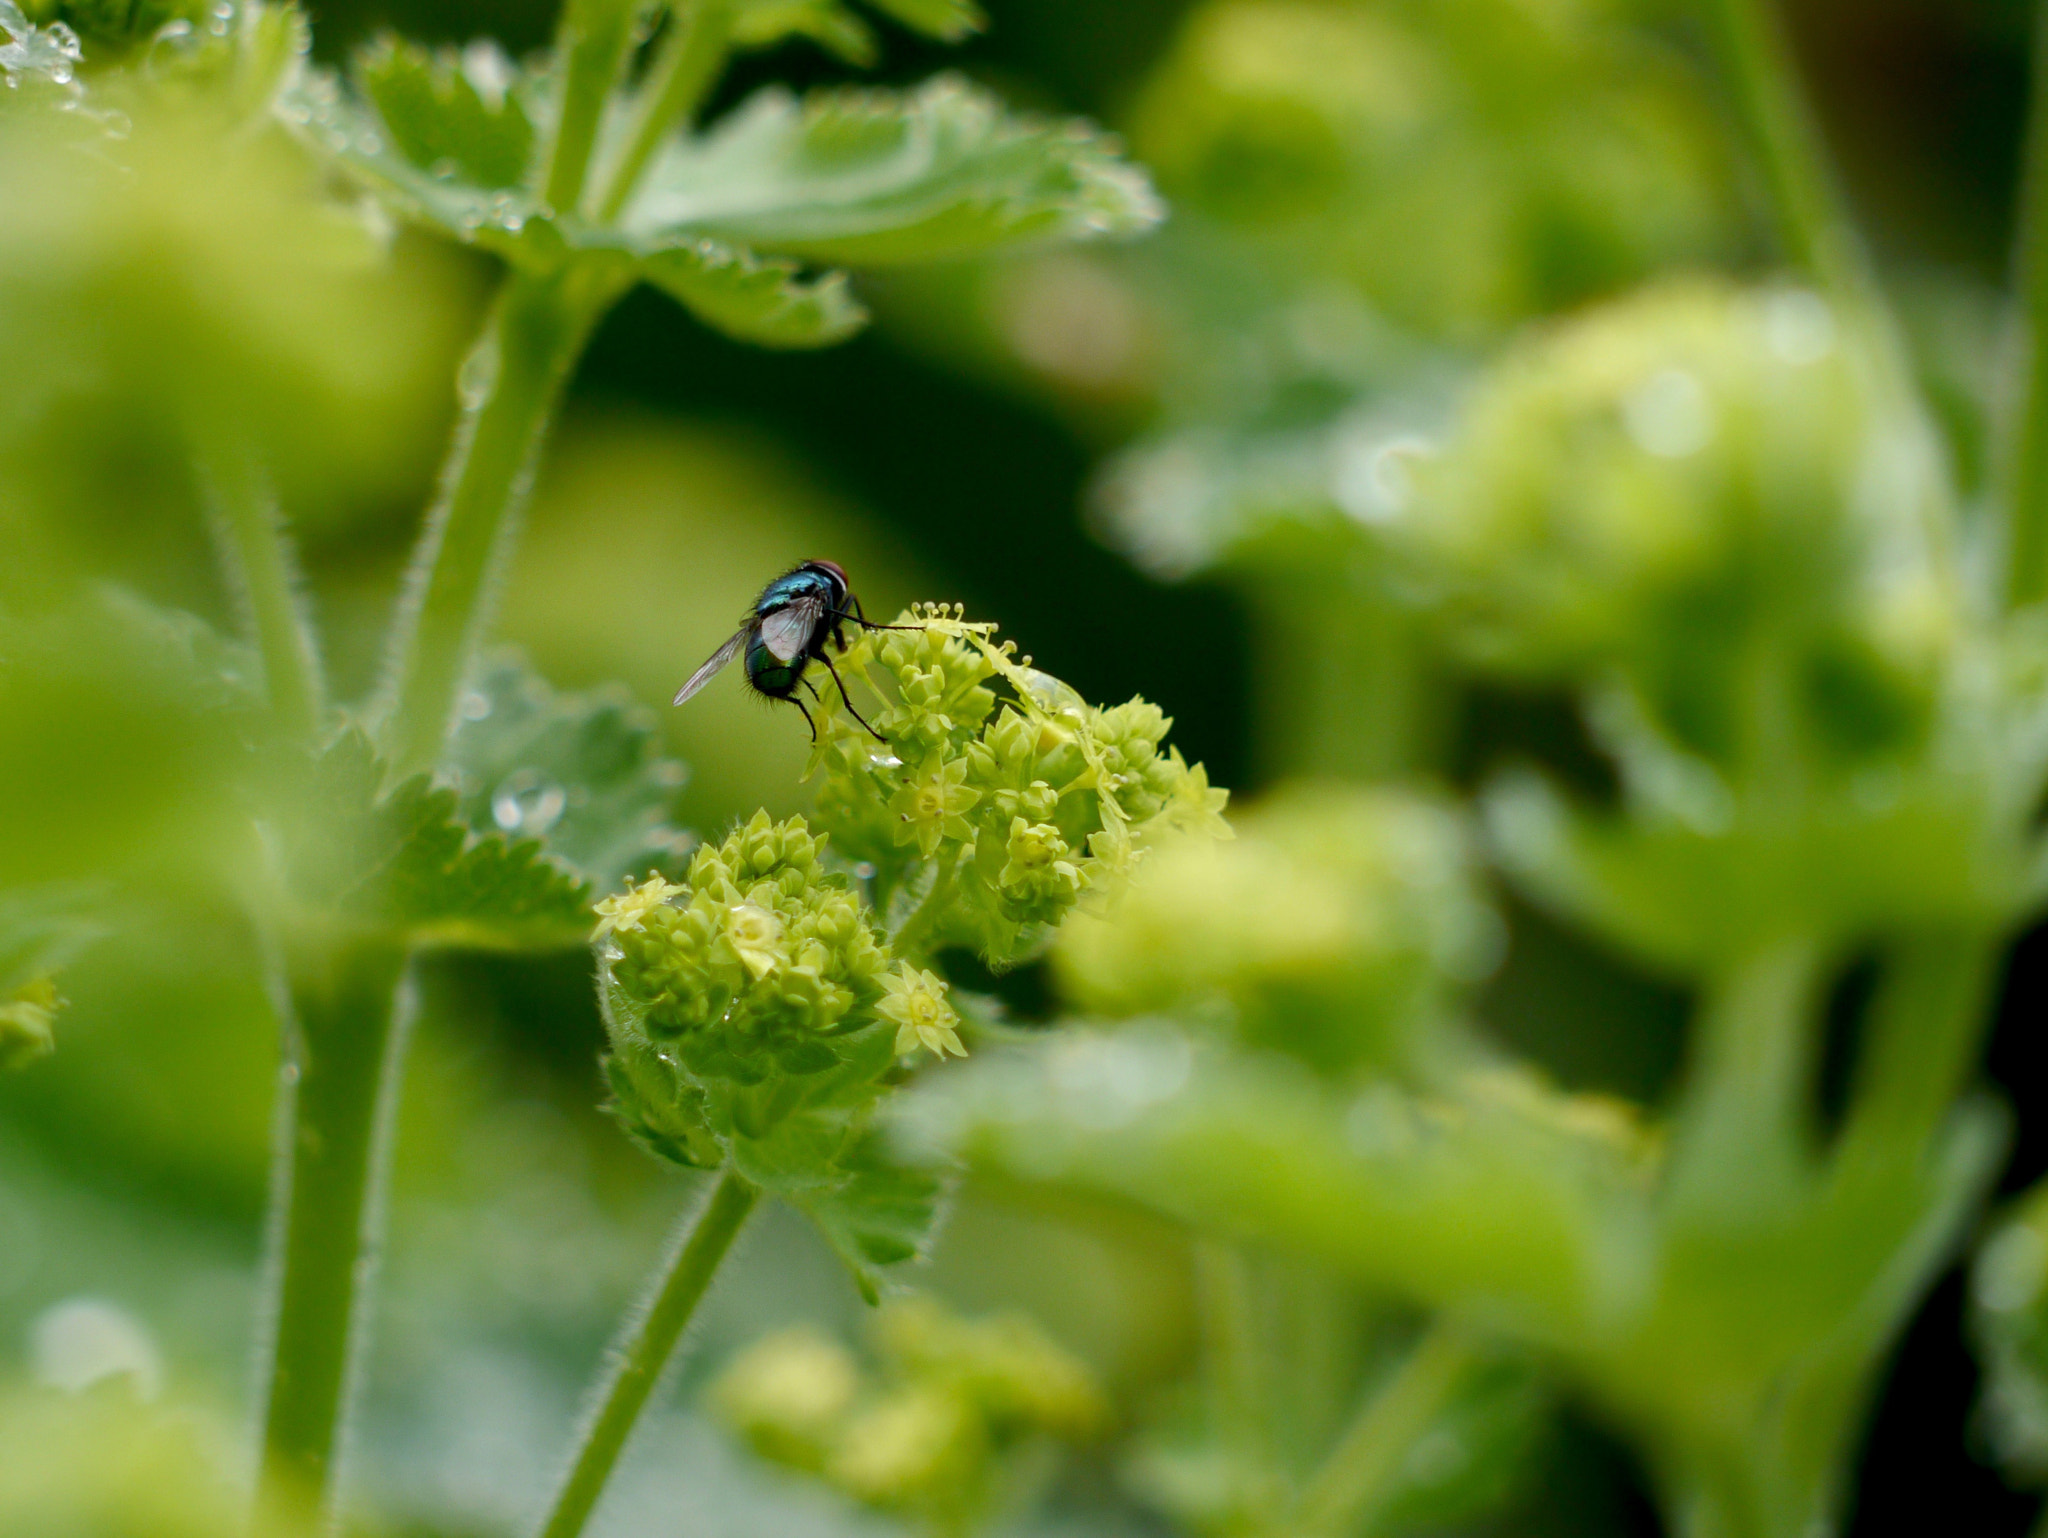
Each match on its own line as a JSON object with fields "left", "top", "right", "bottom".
{"left": 672, "top": 560, "right": 904, "bottom": 742}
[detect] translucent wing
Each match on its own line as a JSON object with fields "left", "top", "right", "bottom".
{"left": 672, "top": 628, "right": 749, "bottom": 706}
{"left": 758, "top": 594, "right": 827, "bottom": 662}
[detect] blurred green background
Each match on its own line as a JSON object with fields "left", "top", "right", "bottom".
{"left": 5, "top": 0, "right": 2046, "bottom": 1533}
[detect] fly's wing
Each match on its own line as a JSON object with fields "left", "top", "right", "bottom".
{"left": 672, "top": 628, "right": 749, "bottom": 706}
{"left": 757, "top": 594, "right": 827, "bottom": 663}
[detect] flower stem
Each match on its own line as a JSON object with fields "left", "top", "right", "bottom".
{"left": 375, "top": 271, "right": 605, "bottom": 780}
{"left": 594, "top": 0, "right": 736, "bottom": 223}
{"left": 1704, "top": 0, "right": 1955, "bottom": 554}
{"left": 1666, "top": 937, "right": 1825, "bottom": 1210}
{"left": 254, "top": 940, "right": 413, "bottom": 1528}
{"left": 2003, "top": 0, "right": 2048, "bottom": 606}
{"left": 1294, "top": 1324, "right": 1475, "bottom": 1538}
{"left": 541, "top": 0, "right": 641, "bottom": 216}
{"left": 535, "top": 1170, "right": 759, "bottom": 1538}
{"left": 198, "top": 435, "right": 324, "bottom": 741}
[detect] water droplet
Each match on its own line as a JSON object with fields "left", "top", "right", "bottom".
{"left": 280, "top": 1061, "right": 301, "bottom": 1085}
{"left": 456, "top": 342, "right": 498, "bottom": 409}
{"left": 458, "top": 690, "right": 492, "bottom": 721}
{"left": 492, "top": 770, "right": 568, "bottom": 835}
{"left": 853, "top": 861, "right": 877, "bottom": 881}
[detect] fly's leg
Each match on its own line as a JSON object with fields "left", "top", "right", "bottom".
{"left": 818, "top": 652, "right": 887, "bottom": 743}
{"left": 789, "top": 693, "right": 819, "bottom": 743}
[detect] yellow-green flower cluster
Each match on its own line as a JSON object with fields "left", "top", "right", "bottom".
{"left": 597, "top": 812, "right": 908, "bottom": 1163}
{"left": 1399, "top": 279, "right": 1951, "bottom": 775}
{"left": 710, "top": 1296, "right": 1109, "bottom": 1528}
{"left": 808, "top": 606, "right": 1231, "bottom": 966}
{"left": 1056, "top": 784, "right": 1495, "bottom": 1077}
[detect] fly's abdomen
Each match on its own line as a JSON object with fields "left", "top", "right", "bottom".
{"left": 746, "top": 640, "right": 801, "bottom": 697}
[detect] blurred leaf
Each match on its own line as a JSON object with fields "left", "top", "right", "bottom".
{"left": 1485, "top": 765, "right": 2024, "bottom": 975}
{"left": 283, "top": 730, "right": 594, "bottom": 951}
{"left": 732, "top": 0, "right": 879, "bottom": 65}
{"left": 860, "top": 0, "right": 982, "bottom": 43}
{"left": 893, "top": 1027, "right": 1639, "bottom": 1343}
{"left": 633, "top": 237, "right": 867, "bottom": 346}
{"left": 791, "top": 1132, "right": 948, "bottom": 1303}
{"left": 624, "top": 75, "right": 1163, "bottom": 265}
{"left": 445, "top": 652, "right": 691, "bottom": 892}
{"left": 355, "top": 33, "right": 535, "bottom": 191}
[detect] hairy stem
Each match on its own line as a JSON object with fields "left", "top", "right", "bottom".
{"left": 595, "top": 0, "right": 736, "bottom": 223}
{"left": 541, "top": 0, "right": 641, "bottom": 215}
{"left": 2004, "top": 0, "right": 2048, "bottom": 606}
{"left": 536, "top": 1169, "right": 759, "bottom": 1538}
{"left": 254, "top": 940, "right": 412, "bottom": 1528}
{"left": 199, "top": 436, "right": 325, "bottom": 740}
{"left": 375, "top": 271, "right": 604, "bottom": 780}
{"left": 1294, "top": 1324, "right": 1475, "bottom": 1538}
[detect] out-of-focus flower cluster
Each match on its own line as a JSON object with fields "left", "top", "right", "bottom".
{"left": 1057, "top": 783, "right": 1493, "bottom": 1077}
{"left": 711, "top": 1295, "right": 1109, "bottom": 1531}
{"left": 809, "top": 605, "right": 1231, "bottom": 968}
{"left": 1397, "top": 280, "right": 1950, "bottom": 774}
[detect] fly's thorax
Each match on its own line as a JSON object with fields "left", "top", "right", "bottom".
{"left": 756, "top": 565, "right": 844, "bottom": 617}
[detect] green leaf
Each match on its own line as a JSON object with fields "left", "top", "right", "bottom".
{"left": 633, "top": 236, "right": 867, "bottom": 347}
{"left": 893, "top": 1026, "right": 1638, "bottom": 1342}
{"left": 860, "top": 0, "right": 983, "bottom": 43}
{"left": 279, "top": 70, "right": 868, "bottom": 349}
{"left": 353, "top": 33, "right": 535, "bottom": 191}
{"left": 791, "top": 1132, "right": 948, "bottom": 1303}
{"left": 445, "top": 653, "right": 690, "bottom": 891}
{"left": 283, "top": 729, "right": 594, "bottom": 950}
{"left": 624, "top": 74, "right": 1164, "bottom": 265}
{"left": 731, "top": 0, "right": 878, "bottom": 66}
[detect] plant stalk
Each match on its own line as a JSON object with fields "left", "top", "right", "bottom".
{"left": 1666, "top": 937, "right": 1824, "bottom": 1210}
{"left": 199, "top": 435, "right": 325, "bottom": 741}
{"left": 375, "top": 271, "right": 604, "bottom": 780}
{"left": 1705, "top": 0, "right": 1955, "bottom": 556}
{"left": 595, "top": 0, "right": 736, "bottom": 223}
{"left": 535, "top": 1169, "right": 759, "bottom": 1538}
{"left": 541, "top": 0, "right": 642, "bottom": 215}
{"left": 254, "top": 940, "right": 413, "bottom": 1528}
{"left": 2003, "top": 0, "right": 2048, "bottom": 606}
{"left": 1294, "top": 1324, "right": 1475, "bottom": 1538}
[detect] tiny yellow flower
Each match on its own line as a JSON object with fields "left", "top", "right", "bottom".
{"left": 725, "top": 902, "right": 785, "bottom": 980}
{"left": 1, "top": 977, "right": 62, "bottom": 1072}
{"left": 888, "top": 757, "right": 979, "bottom": 859}
{"left": 1162, "top": 749, "right": 1233, "bottom": 840}
{"left": 592, "top": 874, "right": 687, "bottom": 938}
{"left": 876, "top": 964, "right": 967, "bottom": 1060}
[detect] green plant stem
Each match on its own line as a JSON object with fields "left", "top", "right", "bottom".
{"left": 541, "top": 0, "right": 642, "bottom": 215}
{"left": 1834, "top": 929, "right": 1999, "bottom": 1164}
{"left": 2004, "top": 0, "right": 2048, "bottom": 606}
{"left": 536, "top": 1170, "right": 759, "bottom": 1538}
{"left": 1705, "top": 0, "right": 1954, "bottom": 553}
{"left": 1667, "top": 937, "right": 1824, "bottom": 1208}
{"left": 198, "top": 435, "right": 324, "bottom": 740}
{"left": 375, "top": 271, "right": 605, "bottom": 779}
{"left": 1193, "top": 1240, "right": 1279, "bottom": 1522}
{"left": 1294, "top": 1324, "right": 1474, "bottom": 1538}
{"left": 594, "top": 0, "right": 736, "bottom": 223}
{"left": 255, "top": 940, "right": 412, "bottom": 1527}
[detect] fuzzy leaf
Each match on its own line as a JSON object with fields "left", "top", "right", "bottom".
{"left": 792, "top": 1133, "right": 947, "bottom": 1303}
{"left": 445, "top": 653, "right": 691, "bottom": 891}
{"left": 286, "top": 730, "right": 594, "bottom": 950}
{"left": 860, "top": 0, "right": 983, "bottom": 43}
{"left": 731, "top": 0, "right": 878, "bottom": 65}
{"left": 354, "top": 33, "right": 535, "bottom": 191}
{"left": 625, "top": 75, "right": 1163, "bottom": 265}
{"left": 278, "top": 72, "right": 867, "bottom": 348}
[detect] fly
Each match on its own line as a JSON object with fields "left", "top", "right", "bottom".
{"left": 672, "top": 560, "right": 907, "bottom": 742}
